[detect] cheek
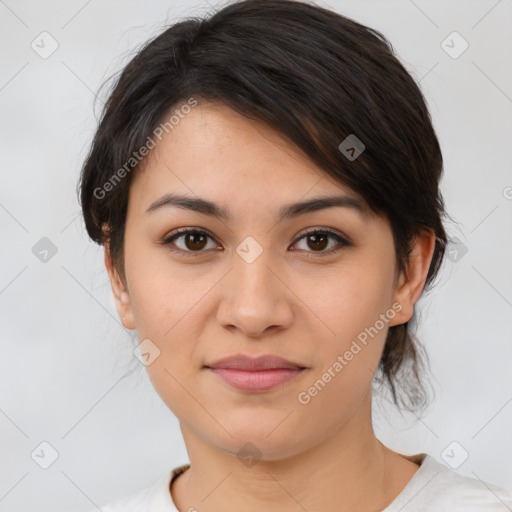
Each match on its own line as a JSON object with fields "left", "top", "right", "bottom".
{"left": 124, "top": 261, "right": 213, "bottom": 397}
{"left": 292, "top": 279, "right": 391, "bottom": 432}
{"left": 309, "top": 261, "right": 394, "bottom": 342}
{"left": 126, "top": 258, "right": 205, "bottom": 340}
{"left": 300, "top": 258, "right": 395, "bottom": 393}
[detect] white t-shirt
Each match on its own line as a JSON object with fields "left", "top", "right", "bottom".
{"left": 93, "top": 453, "right": 512, "bottom": 511}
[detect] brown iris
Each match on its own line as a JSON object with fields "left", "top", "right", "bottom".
{"left": 184, "top": 232, "right": 208, "bottom": 251}
{"left": 306, "top": 233, "right": 328, "bottom": 251}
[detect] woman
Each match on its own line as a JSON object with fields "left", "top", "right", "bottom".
{"left": 79, "top": 0, "right": 512, "bottom": 510}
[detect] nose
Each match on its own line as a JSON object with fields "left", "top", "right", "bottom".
{"left": 215, "top": 244, "right": 294, "bottom": 338}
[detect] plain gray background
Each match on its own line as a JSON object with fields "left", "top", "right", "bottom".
{"left": 1, "top": 0, "right": 511, "bottom": 510}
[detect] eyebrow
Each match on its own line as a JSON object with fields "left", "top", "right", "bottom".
{"left": 145, "top": 193, "right": 369, "bottom": 221}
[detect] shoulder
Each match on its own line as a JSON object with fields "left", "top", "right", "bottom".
{"left": 89, "top": 484, "right": 155, "bottom": 512}
{"left": 89, "top": 487, "right": 152, "bottom": 512}
{"left": 392, "top": 454, "right": 512, "bottom": 511}
{"left": 87, "top": 466, "right": 184, "bottom": 512}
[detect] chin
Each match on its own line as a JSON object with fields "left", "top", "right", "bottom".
{"left": 207, "top": 418, "right": 309, "bottom": 459}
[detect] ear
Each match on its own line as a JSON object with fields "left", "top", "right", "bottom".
{"left": 389, "top": 229, "right": 436, "bottom": 327}
{"left": 104, "top": 241, "right": 136, "bottom": 330}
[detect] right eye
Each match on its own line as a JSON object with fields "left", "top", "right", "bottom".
{"left": 162, "top": 228, "right": 221, "bottom": 256}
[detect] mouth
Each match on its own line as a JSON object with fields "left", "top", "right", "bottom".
{"left": 204, "top": 353, "right": 307, "bottom": 392}
{"left": 205, "top": 367, "right": 306, "bottom": 392}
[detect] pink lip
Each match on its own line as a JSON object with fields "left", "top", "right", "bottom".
{"left": 207, "top": 368, "right": 305, "bottom": 392}
{"left": 206, "top": 353, "right": 305, "bottom": 370}
{"left": 205, "top": 353, "right": 307, "bottom": 392}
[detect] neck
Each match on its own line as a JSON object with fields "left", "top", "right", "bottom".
{"left": 171, "top": 392, "right": 419, "bottom": 512}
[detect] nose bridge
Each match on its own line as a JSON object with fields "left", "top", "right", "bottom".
{"left": 233, "top": 235, "right": 279, "bottom": 304}
{"left": 216, "top": 235, "right": 293, "bottom": 336}
{"left": 236, "top": 237, "right": 275, "bottom": 293}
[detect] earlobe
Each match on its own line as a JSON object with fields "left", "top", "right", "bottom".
{"left": 103, "top": 242, "right": 136, "bottom": 330}
{"left": 389, "top": 230, "right": 436, "bottom": 327}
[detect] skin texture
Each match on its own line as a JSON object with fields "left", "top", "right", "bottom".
{"left": 105, "top": 102, "right": 436, "bottom": 512}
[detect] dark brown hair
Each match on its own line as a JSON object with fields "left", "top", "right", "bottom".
{"left": 78, "top": 0, "right": 447, "bottom": 411}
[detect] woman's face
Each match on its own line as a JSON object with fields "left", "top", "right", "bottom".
{"left": 108, "top": 101, "right": 420, "bottom": 461}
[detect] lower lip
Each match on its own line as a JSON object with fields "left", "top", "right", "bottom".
{"left": 207, "top": 367, "right": 305, "bottom": 392}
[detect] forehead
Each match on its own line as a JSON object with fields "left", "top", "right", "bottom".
{"left": 128, "top": 102, "right": 367, "bottom": 216}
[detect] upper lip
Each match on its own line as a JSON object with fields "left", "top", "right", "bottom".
{"left": 205, "top": 354, "right": 306, "bottom": 371}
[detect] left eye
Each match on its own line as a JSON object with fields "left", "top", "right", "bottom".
{"left": 162, "top": 228, "right": 349, "bottom": 257}
{"left": 292, "top": 229, "right": 348, "bottom": 256}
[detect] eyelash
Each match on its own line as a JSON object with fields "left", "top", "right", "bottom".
{"left": 161, "top": 227, "right": 351, "bottom": 259}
